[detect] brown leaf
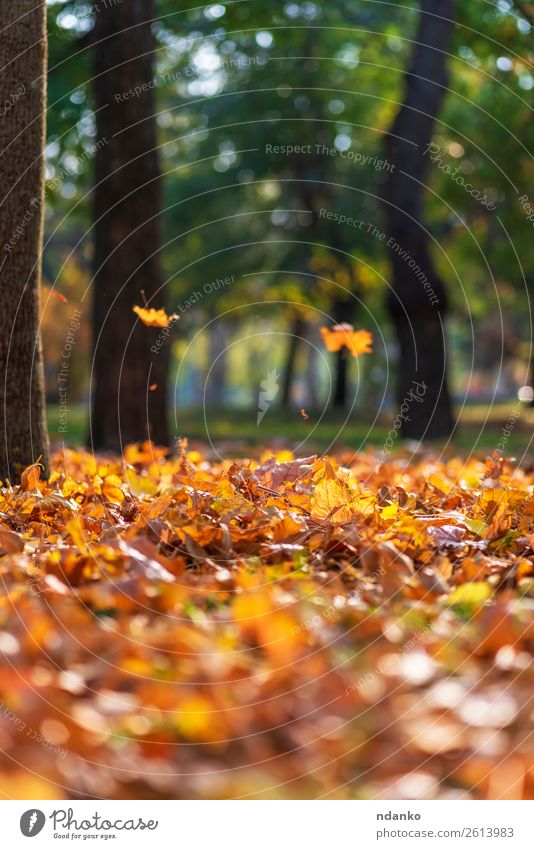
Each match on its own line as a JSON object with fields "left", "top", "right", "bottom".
{"left": 0, "top": 528, "right": 24, "bottom": 555}
{"left": 254, "top": 455, "right": 316, "bottom": 490}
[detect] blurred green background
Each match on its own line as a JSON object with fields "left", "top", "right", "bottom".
{"left": 43, "top": 0, "right": 534, "bottom": 455}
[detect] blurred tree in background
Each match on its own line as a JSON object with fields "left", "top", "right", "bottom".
{"left": 90, "top": 0, "right": 169, "bottom": 449}
{"left": 382, "top": 0, "right": 455, "bottom": 439}
{"left": 42, "top": 0, "right": 534, "bottom": 444}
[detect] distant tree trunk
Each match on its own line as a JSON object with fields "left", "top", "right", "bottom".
{"left": 333, "top": 352, "right": 348, "bottom": 409}
{"left": 205, "top": 322, "right": 228, "bottom": 407}
{"left": 0, "top": 0, "right": 50, "bottom": 481}
{"left": 382, "top": 0, "right": 455, "bottom": 440}
{"left": 91, "top": 0, "right": 169, "bottom": 451}
{"left": 281, "top": 314, "right": 305, "bottom": 408}
{"left": 332, "top": 293, "right": 357, "bottom": 409}
{"left": 305, "top": 328, "right": 320, "bottom": 409}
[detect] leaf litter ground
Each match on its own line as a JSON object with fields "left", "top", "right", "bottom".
{"left": 0, "top": 443, "right": 533, "bottom": 799}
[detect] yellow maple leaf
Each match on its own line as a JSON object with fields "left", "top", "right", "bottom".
{"left": 133, "top": 305, "right": 178, "bottom": 328}
{"left": 310, "top": 476, "right": 353, "bottom": 523}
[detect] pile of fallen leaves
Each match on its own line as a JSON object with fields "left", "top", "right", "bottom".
{"left": 0, "top": 443, "right": 533, "bottom": 800}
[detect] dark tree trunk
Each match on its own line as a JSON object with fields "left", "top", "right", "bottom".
{"left": 91, "top": 0, "right": 169, "bottom": 451}
{"left": 333, "top": 352, "right": 348, "bottom": 409}
{"left": 332, "top": 294, "right": 357, "bottom": 409}
{"left": 281, "top": 315, "right": 305, "bottom": 408}
{"left": 305, "top": 328, "right": 320, "bottom": 409}
{"left": 205, "top": 322, "right": 228, "bottom": 407}
{"left": 0, "top": 0, "right": 50, "bottom": 481}
{"left": 382, "top": 0, "right": 455, "bottom": 441}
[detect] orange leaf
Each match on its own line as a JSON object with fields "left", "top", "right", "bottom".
{"left": 20, "top": 461, "right": 42, "bottom": 491}
{"left": 133, "top": 305, "right": 178, "bottom": 328}
{"left": 320, "top": 324, "right": 373, "bottom": 357}
{"left": 102, "top": 474, "right": 125, "bottom": 503}
{"left": 0, "top": 528, "right": 24, "bottom": 554}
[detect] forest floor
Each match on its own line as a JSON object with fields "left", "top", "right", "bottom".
{"left": 0, "top": 441, "right": 533, "bottom": 799}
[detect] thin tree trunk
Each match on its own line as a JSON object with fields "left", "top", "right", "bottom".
{"left": 281, "top": 315, "right": 305, "bottom": 408}
{"left": 91, "top": 0, "right": 169, "bottom": 451}
{"left": 0, "top": 0, "right": 50, "bottom": 481}
{"left": 332, "top": 293, "right": 357, "bottom": 409}
{"left": 333, "top": 351, "right": 348, "bottom": 409}
{"left": 382, "top": 0, "right": 455, "bottom": 440}
{"left": 205, "top": 322, "right": 228, "bottom": 407}
{"left": 305, "top": 328, "right": 320, "bottom": 409}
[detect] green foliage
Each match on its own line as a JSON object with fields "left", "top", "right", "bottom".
{"left": 44, "top": 1, "right": 534, "bottom": 402}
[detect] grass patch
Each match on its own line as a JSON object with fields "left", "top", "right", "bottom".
{"left": 48, "top": 401, "right": 534, "bottom": 459}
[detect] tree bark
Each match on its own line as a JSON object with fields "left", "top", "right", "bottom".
{"left": 281, "top": 314, "right": 305, "bottom": 408}
{"left": 205, "top": 322, "right": 228, "bottom": 407}
{"left": 91, "top": 0, "right": 169, "bottom": 451}
{"left": 382, "top": 0, "right": 455, "bottom": 440}
{"left": 0, "top": 0, "right": 50, "bottom": 481}
{"left": 332, "top": 293, "right": 357, "bottom": 409}
{"left": 305, "top": 328, "right": 320, "bottom": 409}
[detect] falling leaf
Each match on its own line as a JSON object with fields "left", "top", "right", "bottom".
{"left": 133, "top": 305, "right": 178, "bottom": 328}
{"left": 320, "top": 324, "right": 373, "bottom": 357}
{"left": 300, "top": 408, "right": 309, "bottom": 420}
{"left": 50, "top": 290, "right": 68, "bottom": 304}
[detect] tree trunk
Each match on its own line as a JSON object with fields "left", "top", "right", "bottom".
{"left": 305, "top": 329, "right": 320, "bottom": 409}
{"left": 333, "top": 350, "right": 348, "bottom": 409}
{"left": 0, "top": 0, "right": 50, "bottom": 481}
{"left": 281, "top": 315, "right": 305, "bottom": 408}
{"left": 205, "top": 322, "right": 228, "bottom": 407}
{"left": 332, "top": 294, "right": 357, "bottom": 409}
{"left": 91, "top": 0, "right": 169, "bottom": 451}
{"left": 382, "top": 0, "right": 455, "bottom": 441}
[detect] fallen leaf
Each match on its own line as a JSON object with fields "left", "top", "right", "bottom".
{"left": 310, "top": 476, "right": 353, "bottom": 523}
{"left": 20, "top": 462, "right": 42, "bottom": 491}
{"left": 254, "top": 455, "right": 316, "bottom": 490}
{"left": 0, "top": 528, "right": 24, "bottom": 554}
